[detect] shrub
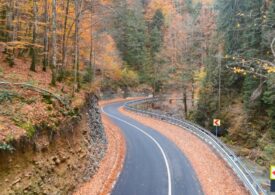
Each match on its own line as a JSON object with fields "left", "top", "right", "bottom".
{"left": 0, "top": 90, "right": 19, "bottom": 103}
{"left": 21, "top": 121, "right": 36, "bottom": 138}
{"left": 0, "top": 143, "right": 14, "bottom": 151}
{"left": 42, "top": 94, "right": 53, "bottom": 104}
{"left": 5, "top": 52, "right": 15, "bottom": 67}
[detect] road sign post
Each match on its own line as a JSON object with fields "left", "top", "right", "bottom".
{"left": 271, "top": 165, "right": 275, "bottom": 192}
{"left": 213, "top": 119, "right": 221, "bottom": 137}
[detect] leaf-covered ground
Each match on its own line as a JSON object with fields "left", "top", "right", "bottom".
{"left": 0, "top": 56, "right": 87, "bottom": 145}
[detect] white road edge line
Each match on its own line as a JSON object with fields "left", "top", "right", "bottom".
{"left": 101, "top": 106, "right": 172, "bottom": 195}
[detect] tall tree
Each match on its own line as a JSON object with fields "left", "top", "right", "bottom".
{"left": 74, "top": 0, "right": 81, "bottom": 92}
{"left": 51, "top": 0, "right": 57, "bottom": 85}
{"left": 88, "top": 0, "right": 94, "bottom": 82}
{"left": 149, "top": 9, "right": 164, "bottom": 56}
{"left": 115, "top": 8, "right": 148, "bottom": 75}
{"left": 30, "top": 0, "right": 38, "bottom": 72}
{"left": 43, "top": 0, "right": 49, "bottom": 71}
{"left": 149, "top": 9, "right": 164, "bottom": 95}
{"left": 61, "top": 0, "right": 70, "bottom": 72}
{"left": 6, "top": 0, "right": 13, "bottom": 42}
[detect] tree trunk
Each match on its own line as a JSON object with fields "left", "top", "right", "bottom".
{"left": 43, "top": 0, "right": 49, "bottom": 72}
{"left": 61, "top": 0, "right": 70, "bottom": 71}
{"left": 12, "top": 0, "right": 17, "bottom": 42}
{"left": 191, "top": 78, "right": 195, "bottom": 107}
{"left": 183, "top": 87, "right": 188, "bottom": 118}
{"left": 89, "top": 0, "right": 94, "bottom": 82}
{"left": 30, "top": 0, "right": 38, "bottom": 72}
{"left": 74, "top": 0, "right": 80, "bottom": 93}
{"left": 51, "top": 0, "right": 57, "bottom": 85}
{"left": 123, "top": 86, "right": 129, "bottom": 99}
{"left": 6, "top": 0, "right": 13, "bottom": 42}
{"left": 153, "top": 63, "right": 156, "bottom": 97}
{"left": 5, "top": 0, "right": 15, "bottom": 67}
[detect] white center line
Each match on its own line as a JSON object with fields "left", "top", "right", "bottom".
{"left": 102, "top": 107, "right": 172, "bottom": 195}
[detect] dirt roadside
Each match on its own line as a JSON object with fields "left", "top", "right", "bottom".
{"left": 120, "top": 107, "right": 249, "bottom": 195}
{"left": 73, "top": 98, "right": 133, "bottom": 195}
{"left": 73, "top": 115, "right": 126, "bottom": 195}
{"left": 0, "top": 95, "right": 107, "bottom": 195}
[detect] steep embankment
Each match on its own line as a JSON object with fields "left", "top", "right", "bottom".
{"left": 74, "top": 99, "right": 128, "bottom": 195}
{"left": 0, "top": 95, "right": 107, "bottom": 194}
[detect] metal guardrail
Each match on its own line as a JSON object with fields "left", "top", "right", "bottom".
{"left": 124, "top": 98, "right": 266, "bottom": 195}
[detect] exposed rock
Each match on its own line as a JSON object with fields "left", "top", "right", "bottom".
{"left": 55, "top": 158, "right": 61, "bottom": 165}
{"left": 0, "top": 94, "right": 107, "bottom": 194}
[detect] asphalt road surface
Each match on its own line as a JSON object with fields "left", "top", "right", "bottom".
{"left": 102, "top": 101, "right": 203, "bottom": 195}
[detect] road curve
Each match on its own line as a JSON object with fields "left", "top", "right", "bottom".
{"left": 102, "top": 101, "right": 203, "bottom": 195}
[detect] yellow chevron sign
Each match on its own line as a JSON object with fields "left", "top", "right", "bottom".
{"left": 271, "top": 165, "right": 275, "bottom": 180}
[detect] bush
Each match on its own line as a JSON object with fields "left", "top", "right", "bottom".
{"left": 82, "top": 66, "right": 93, "bottom": 83}
{"left": 42, "top": 94, "right": 53, "bottom": 104}
{"left": 21, "top": 121, "right": 36, "bottom": 138}
{"left": 57, "top": 69, "right": 72, "bottom": 82}
{"left": 5, "top": 52, "right": 15, "bottom": 67}
{"left": 0, "top": 143, "right": 14, "bottom": 151}
{"left": 0, "top": 90, "right": 19, "bottom": 103}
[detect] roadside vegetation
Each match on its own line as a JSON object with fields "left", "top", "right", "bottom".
{"left": 0, "top": 0, "right": 274, "bottom": 191}
{"left": 111, "top": 0, "right": 275, "bottom": 169}
{"left": 193, "top": 0, "right": 275, "bottom": 167}
{"left": 0, "top": 0, "right": 138, "bottom": 147}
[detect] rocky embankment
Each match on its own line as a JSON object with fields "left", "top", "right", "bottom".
{"left": 0, "top": 94, "right": 107, "bottom": 195}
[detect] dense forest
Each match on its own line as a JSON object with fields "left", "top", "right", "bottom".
{"left": 194, "top": 0, "right": 275, "bottom": 167}
{"left": 0, "top": 0, "right": 274, "bottom": 169}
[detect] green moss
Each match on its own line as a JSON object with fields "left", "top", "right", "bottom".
{"left": 20, "top": 121, "right": 36, "bottom": 138}
{"left": 6, "top": 134, "right": 14, "bottom": 142}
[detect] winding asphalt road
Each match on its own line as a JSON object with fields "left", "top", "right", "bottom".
{"left": 102, "top": 101, "right": 203, "bottom": 195}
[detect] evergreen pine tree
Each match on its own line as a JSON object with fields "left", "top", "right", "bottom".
{"left": 263, "top": 74, "right": 275, "bottom": 139}
{"left": 149, "top": 9, "right": 164, "bottom": 56}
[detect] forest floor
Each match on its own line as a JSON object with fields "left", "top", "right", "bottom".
{"left": 0, "top": 55, "right": 110, "bottom": 194}
{"left": 0, "top": 55, "right": 87, "bottom": 144}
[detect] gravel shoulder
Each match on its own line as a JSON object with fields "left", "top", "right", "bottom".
{"left": 74, "top": 99, "right": 127, "bottom": 195}
{"left": 120, "top": 107, "right": 249, "bottom": 195}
